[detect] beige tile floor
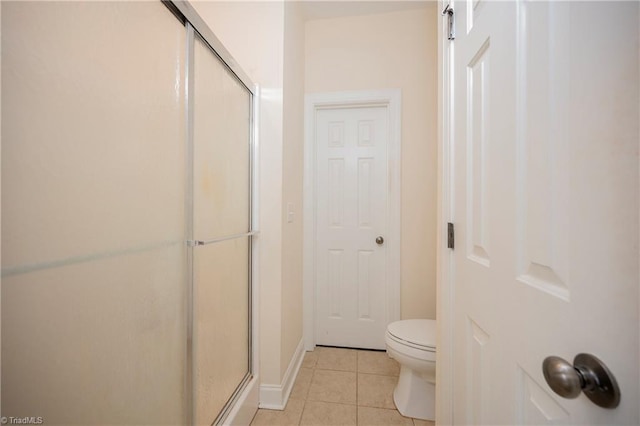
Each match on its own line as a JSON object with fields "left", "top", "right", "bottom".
{"left": 250, "top": 347, "right": 435, "bottom": 426}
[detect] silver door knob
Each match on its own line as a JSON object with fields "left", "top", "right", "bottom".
{"left": 542, "top": 353, "right": 620, "bottom": 408}
{"left": 375, "top": 236, "right": 384, "bottom": 245}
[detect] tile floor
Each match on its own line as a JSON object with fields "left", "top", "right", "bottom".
{"left": 250, "top": 347, "right": 435, "bottom": 426}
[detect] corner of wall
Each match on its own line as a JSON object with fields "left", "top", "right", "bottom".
{"left": 259, "top": 338, "right": 304, "bottom": 410}
{"left": 280, "top": 0, "right": 306, "bottom": 382}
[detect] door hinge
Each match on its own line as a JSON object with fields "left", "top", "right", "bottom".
{"left": 447, "top": 222, "right": 455, "bottom": 249}
{"left": 442, "top": 4, "right": 455, "bottom": 41}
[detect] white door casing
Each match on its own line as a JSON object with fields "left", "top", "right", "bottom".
{"left": 439, "top": 1, "right": 639, "bottom": 425}
{"left": 304, "top": 90, "right": 401, "bottom": 351}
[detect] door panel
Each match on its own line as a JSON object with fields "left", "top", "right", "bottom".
{"left": 516, "top": 1, "right": 571, "bottom": 302}
{"left": 315, "top": 106, "right": 388, "bottom": 349}
{"left": 466, "top": 38, "right": 491, "bottom": 267}
{"left": 451, "top": 1, "right": 639, "bottom": 424}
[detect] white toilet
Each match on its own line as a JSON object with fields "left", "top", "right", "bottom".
{"left": 385, "top": 319, "right": 436, "bottom": 421}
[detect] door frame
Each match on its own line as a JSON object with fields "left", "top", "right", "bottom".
{"left": 436, "top": 1, "right": 454, "bottom": 424}
{"left": 303, "top": 89, "right": 402, "bottom": 351}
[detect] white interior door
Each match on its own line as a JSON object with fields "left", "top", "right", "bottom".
{"left": 315, "top": 105, "right": 389, "bottom": 349}
{"left": 449, "top": 1, "right": 639, "bottom": 424}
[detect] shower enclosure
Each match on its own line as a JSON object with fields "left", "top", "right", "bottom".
{"left": 1, "top": 1, "right": 257, "bottom": 424}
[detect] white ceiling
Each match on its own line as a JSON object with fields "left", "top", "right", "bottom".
{"left": 300, "top": 0, "right": 430, "bottom": 21}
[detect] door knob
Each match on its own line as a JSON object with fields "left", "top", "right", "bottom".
{"left": 375, "top": 236, "right": 384, "bottom": 245}
{"left": 542, "top": 353, "right": 620, "bottom": 408}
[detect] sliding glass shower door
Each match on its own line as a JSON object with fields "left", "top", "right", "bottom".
{"left": 191, "top": 33, "right": 254, "bottom": 425}
{"left": 2, "top": 2, "right": 188, "bottom": 424}
{"left": 2, "top": 2, "right": 256, "bottom": 425}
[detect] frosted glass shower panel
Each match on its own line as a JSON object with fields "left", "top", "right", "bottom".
{"left": 2, "top": 2, "right": 187, "bottom": 423}
{"left": 2, "top": 246, "right": 186, "bottom": 424}
{"left": 2, "top": 1, "right": 187, "bottom": 268}
{"left": 193, "top": 35, "right": 251, "bottom": 239}
{"left": 194, "top": 238, "right": 250, "bottom": 425}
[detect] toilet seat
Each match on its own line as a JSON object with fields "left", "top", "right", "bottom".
{"left": 386, "top": 319, "right": 436, "bottom": 352}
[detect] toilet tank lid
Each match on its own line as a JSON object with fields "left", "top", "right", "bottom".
{"left": 387, "top": 319, "right": 436, "bottom": 349}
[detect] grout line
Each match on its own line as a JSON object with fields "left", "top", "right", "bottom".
{"left": 304, "top": 361, "right": 315, "bottom": 400}
{"left": 356, "top": 350, "right": 359, "bottom": 425}
{"left": 297, "top": 397, "right": 306, "bottom": 426}
{"left": 302, "top": 351, "right": 320, "bottom": 424}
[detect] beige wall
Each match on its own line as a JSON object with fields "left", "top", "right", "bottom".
{"left": 281, "top": 1, "right": 306, "bottom": 376}
{"left": 305, "top": 6, "right": 438, "bottom": 320}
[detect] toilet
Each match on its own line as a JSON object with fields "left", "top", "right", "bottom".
{"left": 385, "top": 319, "right": 436, "bottom": 421}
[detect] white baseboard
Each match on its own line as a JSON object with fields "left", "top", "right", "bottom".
{"left": 258, "top": 339, "right": 305, "bottom": 410}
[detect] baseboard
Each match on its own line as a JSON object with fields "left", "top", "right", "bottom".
{"left": 258, "top": 339, "right": 305, "bottom": 410}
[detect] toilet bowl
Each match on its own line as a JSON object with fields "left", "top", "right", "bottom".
{"left": 385, "top": 319, "right": 436, "bottom": 421}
